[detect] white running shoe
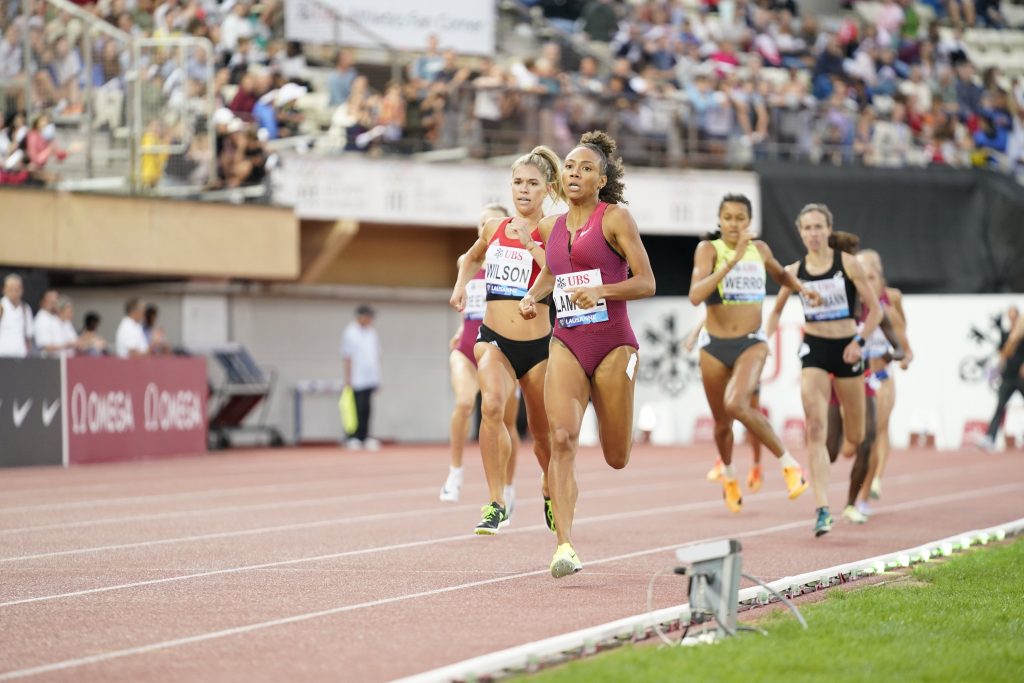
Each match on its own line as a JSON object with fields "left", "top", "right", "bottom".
{"left": 842, "top": 505, "right": 868, "bottom": 524}
{"left": 439, "top": 469, "right": 463, "bottom": 503}
{"left": 345, "top": 438, "right": 363, "bottom": 451}
{"left": 363, "top": 437, "right": 381, "bottom": 451}
{"left": 856, "top": 501, "right": 873, "bottom": 518}
{"left": 972, "top": 433, "right": 998, "bottom": 453}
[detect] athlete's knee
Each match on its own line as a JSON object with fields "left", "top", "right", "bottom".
{"left": 551, "top": 425, "right": 579, "bottom": 454}
{"left": 453, "top": 396, "right": 475, "bottom": 418}
{"left": 479, "top": 391, "right": 507, "bottom": 422}
{"left": 713, "top": 421, "right": 733, "bottom": 442}
{"left": 805, "top": 417, "right": 827, "bottom": 444}
{"left": 723, "top": 395, "right": 750, "bottom": 421}
{"left": 604, "top": 443, "right": 631, "bottom": 470}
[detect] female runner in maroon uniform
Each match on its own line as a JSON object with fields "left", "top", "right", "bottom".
{"left": 440, "top": 204, "right": 522, "bottom": 504}
{"left": 451, "top": 147, "right": 564, "bottom": 534}
{"left": 520, "top": 131, "right": 655, "bottom": 578}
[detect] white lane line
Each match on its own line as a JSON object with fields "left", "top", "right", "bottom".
{"left": 0, "top": 459, "right": 989, "bottom": 555}
{"left": 0, "top": 481, "right": 684, "bottom": 562}
{"left": 0, "top": 462, "right": 685, "bottom": 534}
{"left": 2, "top": 479, "right": 1017, "bottom": 610}
{"left": 0, "top": 460, "right": 676, "bottom": 516}
{"left": 2, "top": 485, "right": 1018, "bottom": 682}
{"left": 0, "top": 470, "right": 443, "bottom": 514}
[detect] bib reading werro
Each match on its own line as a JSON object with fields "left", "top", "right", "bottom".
{"left": 800, "top": 273, "right": 851, "bottom": 321}
{"left": 554, "top": 269, "right": 609, "bottom": 328}
{"left": 485, "top": 244, "right": 531, "bottom": 297}
{"left": 464, "top": 279, "right": 486, "bottom": 320}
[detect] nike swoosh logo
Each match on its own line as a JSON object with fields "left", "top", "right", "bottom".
{"left": 13, "top": 399, "right": 32, "bottom": 428}
{"left": 42, "top": 399, "right": 60, "bottom": 427}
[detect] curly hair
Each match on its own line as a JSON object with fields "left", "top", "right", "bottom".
{"left": 578, "top": 130, "right": 627, "bottom": 205}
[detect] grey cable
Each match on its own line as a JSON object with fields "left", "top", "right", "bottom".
{"left": 741, "top": 572, "right": 809, "bottom": 629}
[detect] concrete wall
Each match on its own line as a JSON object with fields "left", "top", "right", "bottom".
{"left": 64, "top": 284, "right": 458, "bottom": 444}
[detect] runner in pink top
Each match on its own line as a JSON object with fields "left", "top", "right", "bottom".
{"left": 519, "top": 131, "right": 655, "bottom": 579}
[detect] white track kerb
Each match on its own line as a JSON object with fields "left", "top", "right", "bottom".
{"left": 395, "top": 517, "right": 1024, "bottom": 683}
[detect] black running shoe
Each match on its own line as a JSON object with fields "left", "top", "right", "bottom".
{"left": 544, "top": 496, "right": 556, "bottom": 533}
{"left": 474, "top": 502, "right": 507, "bottom": 535}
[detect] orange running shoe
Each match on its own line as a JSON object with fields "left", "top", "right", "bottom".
{"left": 747, "top": 465, "right": 763, "bottom": 493}
{"left": 722, "top": 477, "right": 742, "bottom": 512}
{"left": 706, "top": 458, "right": 724, "bottom": 481}
{"left": 783, "top": 466, "right": 809, "bottom": 500}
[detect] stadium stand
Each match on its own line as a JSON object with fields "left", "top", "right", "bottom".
{"left": 1, "top": 0, "right": 1023, "bottom": 200}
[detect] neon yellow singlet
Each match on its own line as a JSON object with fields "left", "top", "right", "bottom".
{"left": 706, "top": 239, "right": 766, "bottom": 305}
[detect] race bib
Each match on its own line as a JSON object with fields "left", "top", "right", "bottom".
{"left": 485, "top": 244, "right": 531, "bottom": 297}
{"left": 554, "top": 269, "right": 608, "bottom": 328}
{"left": 721, "top": 260, "right": 766, "bottom": 303}
{"left": 800, "top": 274, "right": 850, "bottom": 321}
{"left": 464, "top": 279, "right": 486, "bottom": 320}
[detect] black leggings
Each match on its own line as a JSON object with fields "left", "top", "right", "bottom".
{"left": 986, "top": 376, "right": 1024, "bottom": 439}
{"left": 351, "top": 388, "right": 375, "bottom": 441}
{"left": 826, "top": 394, "right": 876, "bottom": 507}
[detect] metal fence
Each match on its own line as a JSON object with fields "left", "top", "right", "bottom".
{"left": 1, "top": 0, "right": 215, "bottom": 194}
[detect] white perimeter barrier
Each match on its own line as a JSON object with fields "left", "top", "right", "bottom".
{"left": 395, "top": 517, "right": 1024, "bottom": 683}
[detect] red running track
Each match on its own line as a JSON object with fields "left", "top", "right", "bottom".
{"left": 0, "top": 445, "right": 1021, "bottom": 682}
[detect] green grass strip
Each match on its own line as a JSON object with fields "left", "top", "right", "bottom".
{"left": 517, "top": 539, "right": 1024, "bottom": 683}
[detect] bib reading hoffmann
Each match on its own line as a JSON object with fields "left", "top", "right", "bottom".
{"left": 800, "top": 273, "right": 851, "bottom": 321}
{"left": 485, "top": 244, "right": 531, "bottom": 297}
{"left": 554, "top": 269, "right": 609, "bottom": 328}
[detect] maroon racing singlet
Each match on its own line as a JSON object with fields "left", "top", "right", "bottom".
{"left": 547, "top": 202, "right": 638, "bottom": 377}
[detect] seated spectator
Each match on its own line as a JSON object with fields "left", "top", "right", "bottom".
{"left": 115, "top": 297, "right": 150, "bottom": 358}
{"left": 79, "top": 311, "right": 109, "bottom": 356}
{"left": 230, "top": 71, "right": 260, "bottom": 121}
{"left": 141, "top": 119, "right": 169, "bottom": 188}
{"left": 973, "top": 115, "right": 1009, "bottom": 167}
{"left": 48, "top": 34, "right": 84, "bottom": 114}
{"left": 26, "top": 113, "right": 74, "bottom": 186}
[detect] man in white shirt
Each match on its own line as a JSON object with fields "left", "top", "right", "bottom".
{"left": 56, "top": 297, "right": 80, "bottom": 357}
{"left": 340, "top": 304, "right": 382, "bottom": 450}
{"left": 0, "top": 274, "right": 33, "bottom": 357}
{"left": 115, "top": 297, "right": 150, "bottom": 358}
{"left": 33, "top": 288, "right": 63, "bottom": 356}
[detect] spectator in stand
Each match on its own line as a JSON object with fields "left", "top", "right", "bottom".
{"left": 230, "top": 71, "right": 260, "bottom": 121}
{"left": 973, "top": 114, "right": 1009, "bottom": 167}
{"left": 581, "top": 0, "right": 619, "bottom": 43}
{"left": 0, "top": 274, "right": 33, "bottom": 358}
{"left": 26, "top": 113, "right": 74, "bottom": 186}
{"left": 116, "top": 297, "right": 150, "bottom": 358}
{"left": 955, "top": 61, "right": 984, "bottom": 119}
{"left": 55, "top": 297, "right": 81, "bottom": 357}
{"left": 327, "top": 49, "right": 358, "bottom": 108}
{"left": 33, "top": 289, "right": 61, "bottom": 356}
{"left": 340, "top": 304, "right": 382, "bottom": 451}
{"left": 220, "top": 0, "right": 255, "bottom": 54}
{"left": 49, "top": 33, "right": 84, "bottom": 114}
{"left": 948, "top": 0, "right": 978, "bottom": 31}
{"left": 143, "top": 304, "right": 172, "bottom": 354}
{"left": 141, "top": 119, "right": 169, "bottom": 188}
{"left": 79, "top": 311, "right": 109, "bottom": 356}
{"left": 410, "top": 33, "right": 444, "bottom": 92}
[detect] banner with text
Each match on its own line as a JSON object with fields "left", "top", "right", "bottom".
{"left": 276, "top": 154, "right": 760, "bottom": 236}
{"left": 284, "top": 0, "right": 495, "bottom": 55}
{"left": 66, "top": 357, "right": 207, "bottom": 464}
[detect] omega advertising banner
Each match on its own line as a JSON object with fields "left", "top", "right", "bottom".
{"left": 0, "top": 359, "right": 64, "bottom": 467}
{"left": 65, "top": 357, "right": 207, "bottom": 464}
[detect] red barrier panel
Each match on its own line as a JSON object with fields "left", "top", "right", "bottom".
{"left": 66, "top": 357, "right": 207, "bottom": 464}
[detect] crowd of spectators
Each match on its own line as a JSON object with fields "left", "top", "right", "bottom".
{"left": 2, "top": 0, "right": 1024, "bottom": 184}
{"left": 0, "top": 272, "right": 173, "bottom": 359}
